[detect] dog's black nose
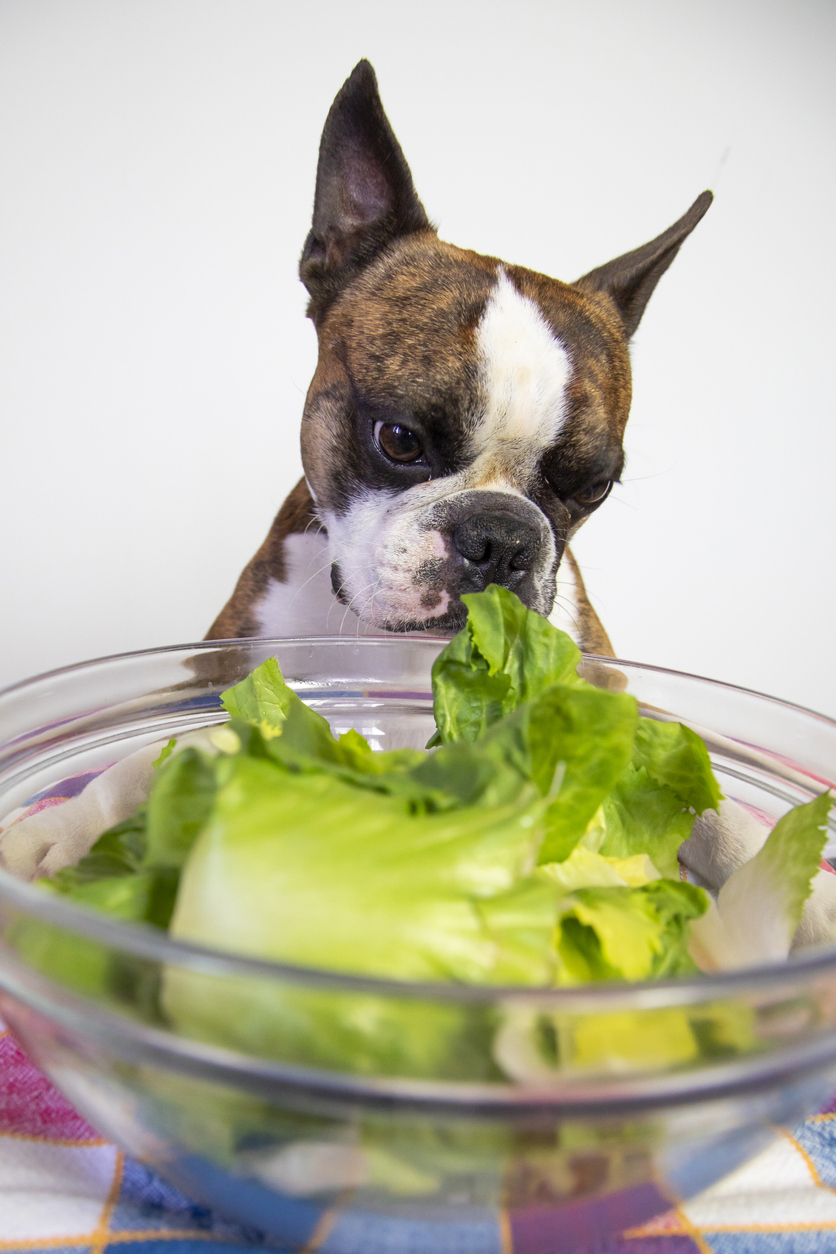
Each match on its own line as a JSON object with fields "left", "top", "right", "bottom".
{"left": 452, "top": 512, "right": 542, "bottom": 593}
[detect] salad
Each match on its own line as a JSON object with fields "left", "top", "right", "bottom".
{"left": 25, "top": 585, "right": 831, "bottom": 1081}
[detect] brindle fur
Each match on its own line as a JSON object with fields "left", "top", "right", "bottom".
{"left": 207, "top": 478, "right": 319, "bottom": 640}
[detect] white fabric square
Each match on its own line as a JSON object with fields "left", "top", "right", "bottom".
{"left": 683, "top": 1132, "right": 836, "bottom": 1228}
{"left": 0, "top": 1135, "right": 118, "bottom": 1240}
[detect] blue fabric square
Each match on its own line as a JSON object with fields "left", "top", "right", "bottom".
{"left": 318, "top": 1208, "right": 503, "bottom": 1254}
{"left": 700, "top": 1232, "right": 835, "bottom": 1254}
{"left": 795, "top": 1116, "right": 836, "bottom": 1190}
{"left": 110, "top": 1158, "right": 277, "bottom": 1246}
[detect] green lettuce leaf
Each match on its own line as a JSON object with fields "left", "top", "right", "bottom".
{"left": 22, "top": 806, "right": 178, "bottom": 1003}
{"left": 144, "top": 748, "right": 217, "bottom": 869}
{"left": 494, "top": 1003, "right": 703, "bottom": 1079}
{"left": 163, "top": 752, "right": 552, "bottom": 1078}
{"left": 538, "top": 846, "right": 661, "bottom": 893}
{"left": 595, "top": 720, "right": 722, "bottom": 878}
{"left": 163, "top": 966, "right": 501, "bottom": 1082}
{"left": 51, "top": 809, "right": 148, "bottom": 884}
{"left": 47, "top": 803, "right": 177, "bottom": 929}
{"left": 598, "top": 765, "right": 697, "bottom": 879}
{"left": 223, "top": 660, "right": 429, "bottom": 790}
{"left": 431, "top": 585, "right": 583, "bottom": 744}
{"left": 555, "top": 880, "right": 708, "bottom": 983}
{"left": 633, "top": 718, "right": 721, "bottom": 816}
{"left": 168, "top": 754, "right": 549, "bottom": 984}
{"left": 479, "top": 684, "right": 638, "bottom": 862}
{"left": 221, "top": 656, "right": 307, "bottom": 734}
{"left": 475, "top": 879, "right": 561, "bottom": 985}
{"left": 48, "top": 869, "right": 179, "bottom": 929}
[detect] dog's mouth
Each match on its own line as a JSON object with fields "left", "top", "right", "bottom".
{"left": 381, "top": 605, "right": 471, "bottom": 636}
{"left": 330, "top": 561, "right": 550, "bottom": 636}
{"left": 329, "top": 561, "right": 466, "bottom": 634}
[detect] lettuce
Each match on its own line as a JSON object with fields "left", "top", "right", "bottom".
{"left": 483, "top": 684, "right": 638, "bottom": 862}
{"left": 430, "top": 585, "right": 583, "bottom": 745}
{"left": 555, "top": 880, "right": 707, "bottom": 983}
{"left": 632, "top": 718, "right": 720, "bottom": 815}
{"left": 430, "top": 586, "right": 720, "bottom": 872}
{"left": 169, "top": 755, "right": 547, "bottom": 983}
{"left": 29, "top": 584, "right": 832, "bottom": 1088}
{"left": 145, "top": 749, "right": 217, "bottom": 870}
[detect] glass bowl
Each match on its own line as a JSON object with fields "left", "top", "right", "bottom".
{"left": 1, "top": 637, "right": 835, "bottom": 1254}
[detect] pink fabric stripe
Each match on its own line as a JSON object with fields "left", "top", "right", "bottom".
{"left": 0, "top": 1029, "right": 100, "bottom": 1142}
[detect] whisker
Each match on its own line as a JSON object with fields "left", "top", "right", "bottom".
{"left": 302, "top": 513, "right": 326, "bottom": 538}
{"left": 355, "top": 572, "right": 387, "bottom": 635}
{"left": 286, "top": 556, "right": 334, "bottom": 607}
{"left": 550, "top": 591, "right": 583, "bottom": 633}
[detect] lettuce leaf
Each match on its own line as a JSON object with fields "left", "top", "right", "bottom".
{"left": 163, "top": 967, "right": 501, "bottom": 1082}
{"left": 494, "top": 1003, "right": 702, "bottom": 1080}
{"left": 481, "top": 684, "right": 638, "bottom": 862}
{"left": 46, "top": 806, "right": 179, "bottom": 930}
{"left": 223, "top": 662, "right": 430, "bottom": 794}
{"left": 163, "top": 753, "right": 551, "bottom": 1077}
{"left": 538, "top": 847, "right": 661, "bottom": 893}
{"left": 168, "top": 755, "right": 549, "bottom": 984}
{"left": 494, "top": 993, "right": 759, "bottom": 1083}
{"left": 598, "top": 766, "right": 696, "bottom": 879}
{"left": 633, "top": 718, "right": 721, "bottom": 816}
{"left": 430, "top": 584, "right": 583, "bottom": 744}
{"left": 220, "top": 656, "right": 308, "bottom": 738}
{"left": 555, "top": 880, "right": 707, "bottom": 983}
{"left": 144, "top": 748, "right": 217, "bottom": 869}
{"left": 595, "top": 721, "right": 722, "bottom": 878}
{"left": 51, "top": 809, "right": 148, "bottom": 883}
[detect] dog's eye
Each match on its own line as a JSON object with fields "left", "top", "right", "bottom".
{"left": 374, "top": 421, "right": 424, "bottom": 463}
{"left": 574, "top": 480, "right": 612, "bottom": 506}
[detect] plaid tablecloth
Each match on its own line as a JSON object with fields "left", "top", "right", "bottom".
{"left": 2, "top": 1022, "right": 836, "bottom": 1254}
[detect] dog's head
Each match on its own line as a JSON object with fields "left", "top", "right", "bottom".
{"left": 298, "top": 62, "right": 711, "bottom": 633}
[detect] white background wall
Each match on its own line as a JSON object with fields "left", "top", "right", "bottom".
{"left": 1, "top": 0, "right": 834, "bottom": 714}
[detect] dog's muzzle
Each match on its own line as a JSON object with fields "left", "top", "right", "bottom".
{"left": 330, "top": 490, "right": 559, "bottom": 633}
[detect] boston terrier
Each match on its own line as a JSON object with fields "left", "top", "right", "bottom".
{"left": 206, "top": 60, "right": 712, "bottom": 655}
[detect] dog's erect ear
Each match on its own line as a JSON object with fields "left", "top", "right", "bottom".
{"left": 573, "top": 191, "right": 713, "bottom": 338}
{"left": 300, "top": 61, "right": 432, "bottom": 320}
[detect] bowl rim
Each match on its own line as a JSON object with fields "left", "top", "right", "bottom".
{"left": 0, "top": 632, "right": 441, "bottom": 700}
{"left": 1, "top": 631, "right": 835, "bottom": 731}
{"left": 1, "top": 635, "right": 835, "bottom": 1010}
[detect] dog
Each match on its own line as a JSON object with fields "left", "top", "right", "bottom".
{"left": 206, "top": 60, "right": 712, "bottom": 656}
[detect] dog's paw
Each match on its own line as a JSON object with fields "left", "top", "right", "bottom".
{"left": 679, "top": 799, "right": 770, "bottom": 891}
{"left": 793, "top": 869, "right": 836, "bottom": 951}
{"left": 0, "top": 741, "right": 164, "bottom": 882}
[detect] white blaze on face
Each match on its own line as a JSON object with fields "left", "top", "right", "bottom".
{"left": 473, "top": 269, "right": 572, "bottom": 469}
{"left": 313, "top": 269, "right": 572, "bottom": 630}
